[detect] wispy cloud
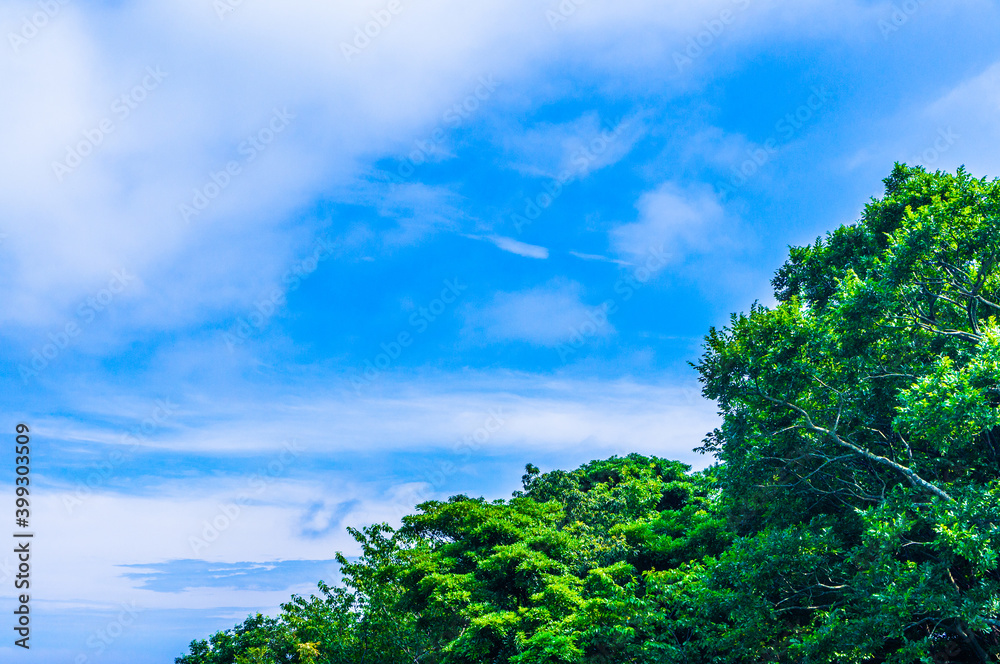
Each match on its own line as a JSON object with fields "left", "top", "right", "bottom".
{"left": 569, "top": 250, "right": 631, "bottom": 266}
{"left": 498, "top": 111, "right": 645, "bottom": 179}
{"left": 462, "top": 280, "right": 614, "bottom": 345}
{"left": 486, "top": 235, "right": 550, "bottom": 259}
{"left": 121, "top": 559, "right": 343, "bottom": 593}
{"left": 37, "top": 371, "right": 712, "bottom": 456}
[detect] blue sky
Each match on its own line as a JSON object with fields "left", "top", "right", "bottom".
{"left": 3, "top": 0, "right": 1000, "bottom": 661}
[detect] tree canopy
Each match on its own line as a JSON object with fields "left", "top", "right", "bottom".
{"left": 178, "top": 165, "right": 1000, "bottom": 663}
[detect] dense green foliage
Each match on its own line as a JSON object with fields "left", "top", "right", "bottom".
{"left": 179, "top": 166, "right": 1000, "bottom": 663}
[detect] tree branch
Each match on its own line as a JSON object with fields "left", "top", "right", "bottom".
{"left": 758, "top": 392, "right": 954, "bottom": 502}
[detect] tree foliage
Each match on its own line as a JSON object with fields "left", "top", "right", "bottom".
{"left": 695, "top": 164, "right": 1000, "bottom": 661}
{"left": 179, "top": 165, "right": 1000, "bottom": 663}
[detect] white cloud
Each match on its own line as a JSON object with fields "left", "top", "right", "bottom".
{"left": 832, "top": 58, "right": 1000, "bottom": 183}
{"left": 905, "top": 61, "right": 1000, "bottom": 177}
{"left": 0, "top": 0, "right": 885, "bottom": 330}
{"left": 487, "top": 235, "right": 549, "bottom": 259}
{"left": 37, "top": 371, "right": 714, "bottom": 457}
{"left": 26, "top": 486, "right": 366, "bottom": 610}
{"left": 611, "top": 181, "right": 725, "bottom": 264}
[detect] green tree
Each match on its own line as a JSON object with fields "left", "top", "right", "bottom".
{"left": 695, "top": 164, "right": 1000, "bottom": 661}
{"left": 177, "top": 455, "right": 728, "bottom": 664}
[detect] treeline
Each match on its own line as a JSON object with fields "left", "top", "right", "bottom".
{"left": 178, "top": 165, "right": 1000, "bottom": 663}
